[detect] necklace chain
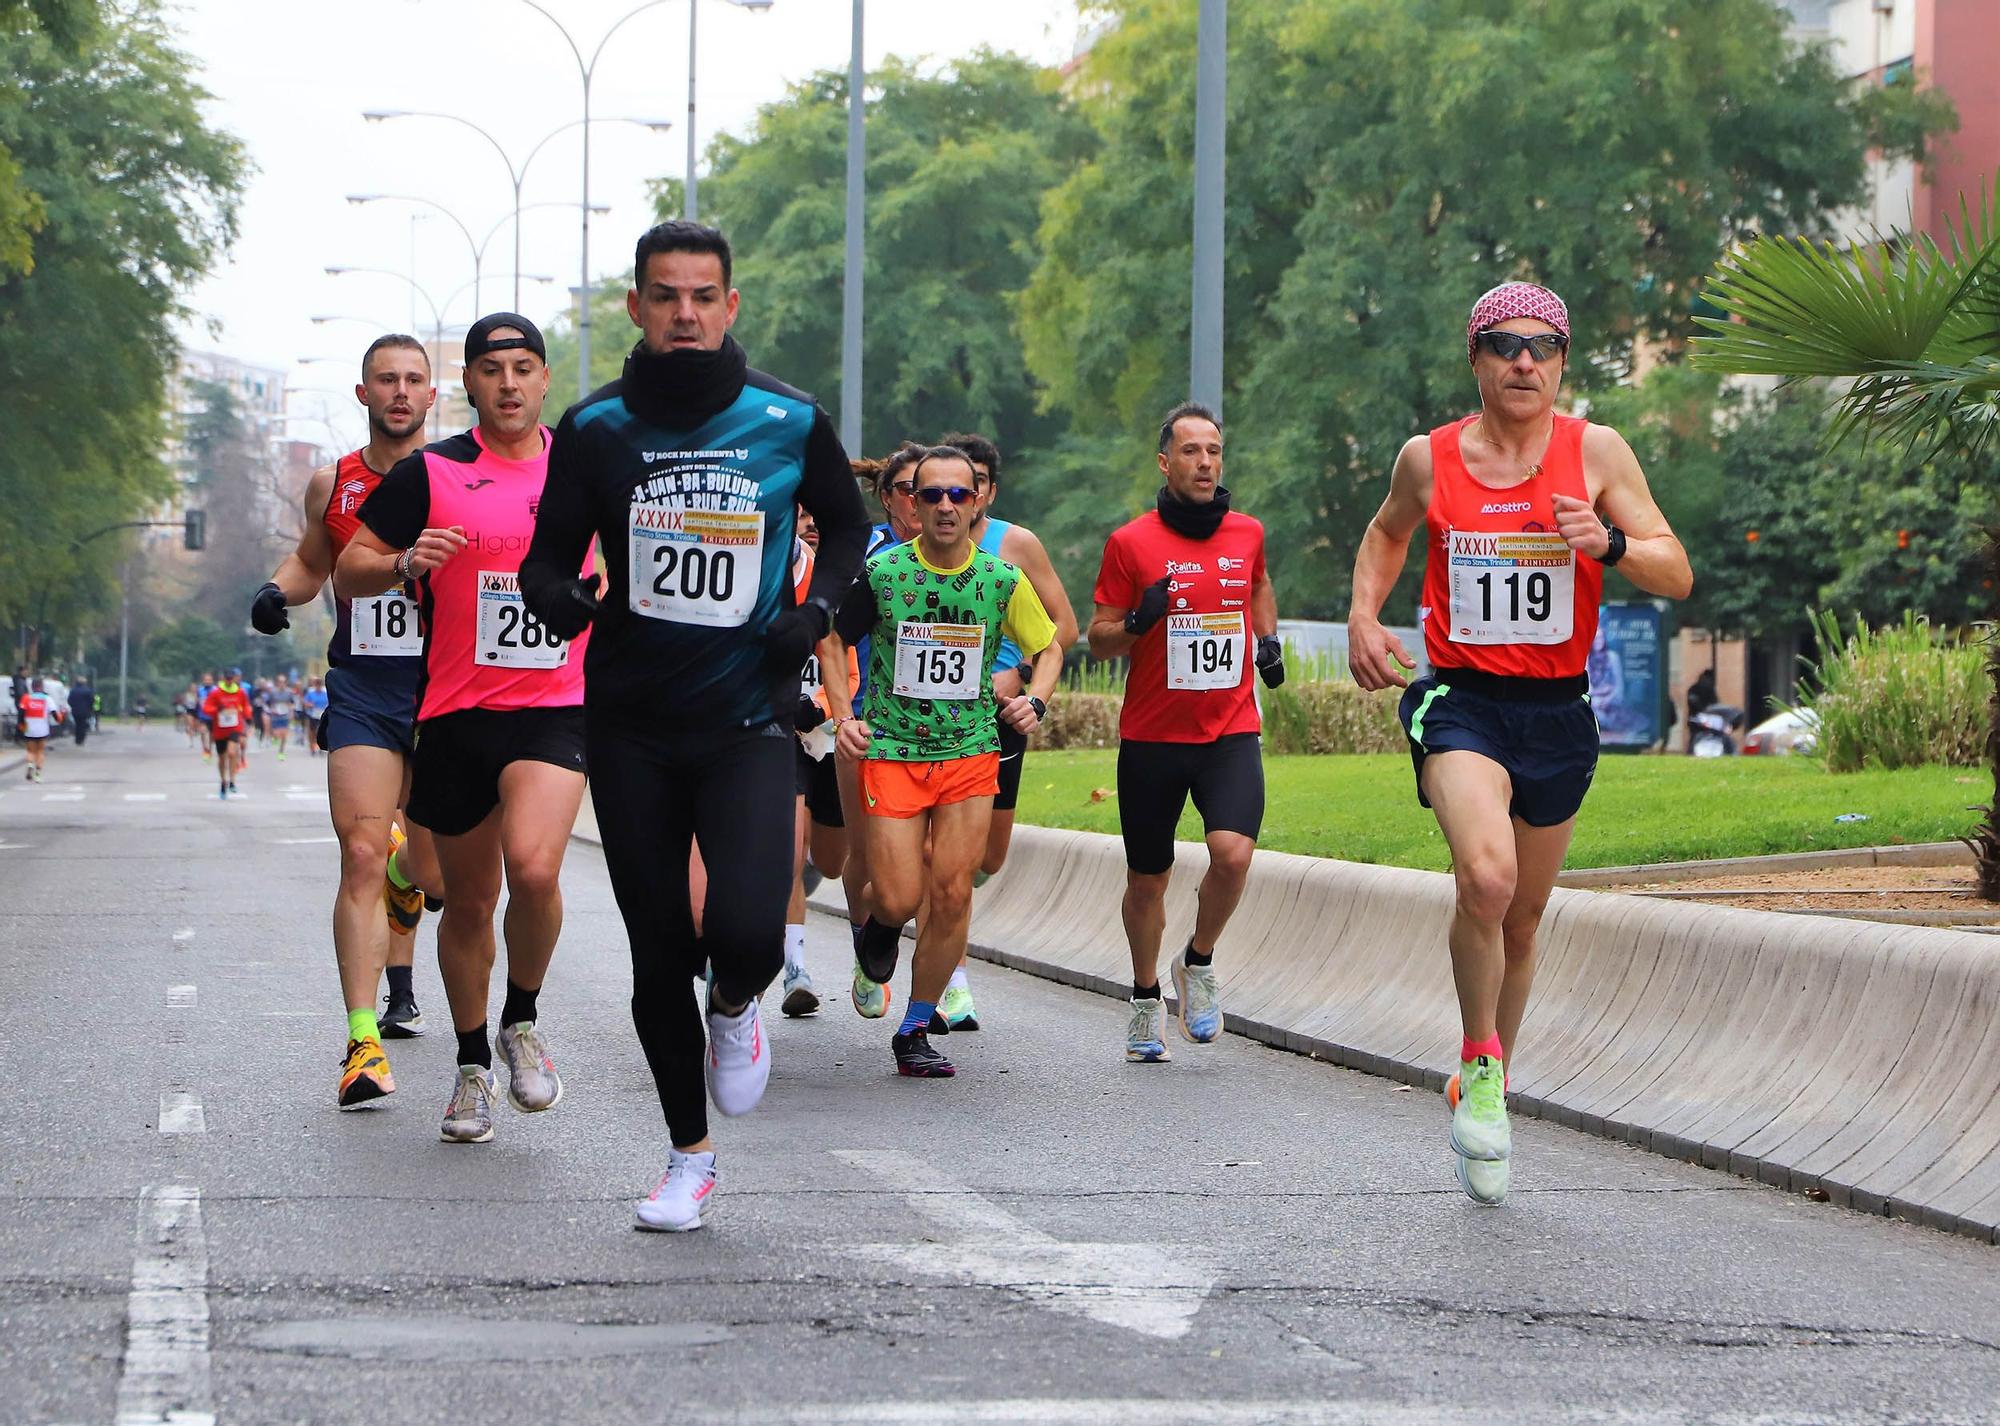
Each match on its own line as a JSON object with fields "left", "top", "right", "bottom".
{"left": 1473, "top": 417, "right": 1547, "bottom": 479}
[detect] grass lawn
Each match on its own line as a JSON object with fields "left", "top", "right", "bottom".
{"left": 1015, "top": 751, "right": 1985, "bottom": 870}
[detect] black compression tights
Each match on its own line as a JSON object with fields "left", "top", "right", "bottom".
{"left": 587, "top": 719, "right": 795, "bottom": 1148}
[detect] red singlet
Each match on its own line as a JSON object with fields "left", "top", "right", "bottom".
{"left": 1419, "top": 414, "right": 1602, "bottom": 679}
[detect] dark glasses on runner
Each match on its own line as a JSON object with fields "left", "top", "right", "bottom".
{"left": 1476, "top": 330, "right": 1569, "bottom": 362}
{"left": 914, "top": 485, "right": 978, "bottom": 506}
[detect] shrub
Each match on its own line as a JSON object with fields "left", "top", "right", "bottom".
{"left": 1794, "top": 610, "right": 1986, "bottom": 771}
{"left": 1034, "top": 693, "right": 1122, "bottom": 749}
{"left": 1033, "top": 682, "right": 1405, "bottom": 754}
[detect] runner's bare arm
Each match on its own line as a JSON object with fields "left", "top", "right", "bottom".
{"left": 1002, "top": 527, "right": 1079, "bottom": 653}
{"left": 267, "top": 464, "right": 338, "bottom": 603}
{"left": 1346, "top": 436, "right": 1431, "bottom": 690}
{"left": 1568, "top": 424, "right": 1693, "bottom": 600}
{"left": 334, "top": 524, "right": 465, "bottom": 599}
{"left": 999, "top": 638, "right": 1064, "bottom": 734}
{"left": 1086, "top": 602, "right": 1139, "bottom": 660}
{"left": 816, "top": 631, "right": 851, "bottom": 715}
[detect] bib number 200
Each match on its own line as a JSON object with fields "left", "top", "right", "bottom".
{"left": 651, "top": 544, "right": 736, "bottom": 606}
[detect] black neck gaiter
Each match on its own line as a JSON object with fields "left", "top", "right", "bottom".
{"left": 1156, "top": 484, "right": 1232, "bottom": 540}
{"left": 621, "top": 333, "right": 750, "bottom": 429}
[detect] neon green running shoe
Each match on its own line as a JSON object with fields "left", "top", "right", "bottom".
{"left": 851, "top": 962, "right": 890, "bottom": 1019}
{"left": 1449, "top": 1054, "right": 1510, "bottom": 1162}
{"left": 1455, "top": 1150, "right": 1510, "bottom": 1205}
{"left": 940, "top": 984, "right": 980, "bottom": 1031}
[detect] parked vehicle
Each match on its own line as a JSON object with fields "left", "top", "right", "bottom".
{"left": 1689, "top": 704, "right": 1744, "bottom": 757}
{"left": 1742, "top": 707, "right": 1820, "bottom": 757}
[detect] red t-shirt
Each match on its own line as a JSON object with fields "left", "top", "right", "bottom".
{"left": 202, "top": 683, "right": 253, "bottom": 736}
{"left": 1094, "top": 508, "right": 1266, "bottom": 744}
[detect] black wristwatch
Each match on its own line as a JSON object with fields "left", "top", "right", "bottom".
{"left": 1598, "top": 523, "right": 1627, "bottom": 567}
{"left": 1028, "top": 696, "right": 1048, "bottom": 722}
{"left": 804, "top": 594, "right": 836, "bottom": 638}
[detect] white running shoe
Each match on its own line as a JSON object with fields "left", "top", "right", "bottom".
{"left": 635, "top": 1148, "right": 719, "bottom": 1232}
{"left": 1456, "top": 1151, "right": 1510, "bottom": 1205}
{"left": 1125, "top": 996, "right": 1171, "bottom": 1063}
{"left": 780, "top": 963, "right": 820, "bottom": 1018}
{"left": 495, "top": 1020, "right": 563, "bottom": 1112}
{"left": 707, "top": 997, "right": 771, "bottom": 1117}
{"left": 440, "top": 1065, "right": 496, "bottom": 1144}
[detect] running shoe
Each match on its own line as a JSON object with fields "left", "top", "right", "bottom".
{"left": 707, "top": 996, "right": 771, "bottom": 1117}
{"left": 851, "top": 963, "right": 890, "bottom": 1019}
{"left": 380, "top": 989, "right": 426, "bottom": 1038}
{"left": 1445, "top": 1072, "right": 1461, "bottom": 1110}
{"left": 856, "top": 918, "right": 902, "bottom": 983}
{"left": 635, "top": 1148, "right": 719, "bottom": 1232}
{"left": 1456, "top": 1150, "right": 1510, "bottom": 1205}
{"left": 1169, "top": 956, "right": 1223, "bottom": 1044}
{"left": 1125, "top": 996, "right": 1171, "bottom": 1063}
{"left": 801, "top": 864, "right": 824, "bottom": 895}
{"left": 383, "top": 823, "right": 423, "bottom": 933}
{"left": 495, "top": 1021, "right": 563, "bottom": 1112}
{"left": 1450, "top": 1055, "right": 1510, "bottom": 1162}
{"left": 338, "top": 1036, "right": 394, "bottom": 1109}
{"left": 940, "top": 984, "right": 981, "bottom": 1031}
{"left": 893, "top": 1029, "right": 955, "bottom": 1078}
{"left": 440, "top": 1065, "right": 496, "bottom": 1143}
{"left": 780, "top": 964, "right": 820, "bottom": 1018}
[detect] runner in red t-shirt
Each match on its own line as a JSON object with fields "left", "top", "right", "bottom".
{"left": 1346, "top": 283, "right": 1691, "bottom": 1204}
{"left": 201, "top": 673, "right": 254, "bottom": 798}
{"left": 1088, "top": 402, "right": 1282, "bottom": 1066}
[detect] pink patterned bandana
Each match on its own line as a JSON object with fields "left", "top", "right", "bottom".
{"left": 1467, "top": 283, "right": 1570, "bottom": 361}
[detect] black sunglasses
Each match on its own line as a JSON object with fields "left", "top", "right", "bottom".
{"left": 915, "top": 485, "right": 979, "bottom": 506}
{"left": 1477, "top": 331, "right": 1569, "bottom": 362}
{"left": 882, "top": 479, "right": 916, "bottom": 497}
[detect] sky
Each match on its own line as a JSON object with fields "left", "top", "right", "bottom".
{"left": 168, "top": 0, "right": 1088, "bottom": 451}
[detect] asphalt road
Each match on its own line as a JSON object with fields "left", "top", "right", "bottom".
{"left": 3, "top": 725, "right": 1998, "bottom": 1426}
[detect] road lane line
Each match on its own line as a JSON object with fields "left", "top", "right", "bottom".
{"left": 124, "top": 793, "right": 168, "bottom": 802}
{"left": 277, "top": 836, "right": 338, "bottom": 845}
{"left": 41, "top": 792, "right": 84, "bottom": 801}
{"left": 166, "top": 986, "right": 196, "bottom": 1009}
{"left": 704, "top": 1404, "right": 1828, "bottom": 1425}
{"left": 172, "top": 929, "right": 194, "bottom": 943}
{"left": 285, "top": 792, "right": 321, "bottom": 801}
{"left": 158, "top": 1092, "right": 205, "bottom": 1135}
{"left": 833, "top": 1149, "right": 1216, "bottom": 1341}
{"left": 114, "top": 1185, "right": 214, "bottom": 1426}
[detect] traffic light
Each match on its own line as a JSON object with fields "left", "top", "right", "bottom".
{"left": 184, "top": 509, "right": 206, "bottom": 551}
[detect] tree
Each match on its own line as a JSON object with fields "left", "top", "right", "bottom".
{"left": 1692, "top": 183, "right": 2000, "bottom": 894}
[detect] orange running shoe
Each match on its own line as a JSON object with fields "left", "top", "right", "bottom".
{"left": 339, "top": 1036, "right": 395, "bottom": 1109}
{"left": 1445, "top": 1072, "right": 1461, "bottom": 1110}
{"left": 383, "top": 822, "right": 423, "bottom": 934}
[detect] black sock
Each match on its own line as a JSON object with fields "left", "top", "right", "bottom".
{"left": 1134, "top": 981, "right": 1161, "bottom": 1001}
{"left": 385, "top": 965, "right": 413, "bottom": 998}
{"left": 455, "top": 1027, "right": 490, "bottom": 1069}
{"left": 1183, "top": 942, "right": 1214, "bottom": 968}
{"left": 500, "top": 980, "right": 539, "bottom": 1029}
{"left": 861, "top": 916, "right": 904, "bottom": 954}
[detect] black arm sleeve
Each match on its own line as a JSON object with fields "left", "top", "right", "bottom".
{"left": 355, "top": 452, "right": 432, "bottom": 551}
{"left": 797, "top": 408, "right": 868, "bottom": 609}
{"left": 833, "top": 570, "right": 876, "bottom": 647}
{"left": 520, "top": 413, "right": 599, "bottom": 624}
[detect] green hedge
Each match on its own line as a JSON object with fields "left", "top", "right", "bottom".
{"left": 1035, "top": 682, "right": 1405, "bottom": 754}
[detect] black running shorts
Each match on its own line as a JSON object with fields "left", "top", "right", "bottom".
{"left": 799, "top": 746, "right": 843, "bottom": 827}
{"left": 1398, "top": 669, "right": 1598, "bottom": 828}
{"left": 994, "top": 718, "right": 1029, "bottom": 813}
{"left": 408, "top": 706, "right": 587, "bottom": 837}
{"left": 1116, "top": 732, "right": 1265, "bottom": 875}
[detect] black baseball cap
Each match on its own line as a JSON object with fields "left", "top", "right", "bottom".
{"left": 464, "top": 312, "right": 547, "bottom": 363}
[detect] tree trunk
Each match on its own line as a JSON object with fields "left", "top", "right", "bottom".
{"left": 1969, "top": 525, "right": 2000, "bottom": 901}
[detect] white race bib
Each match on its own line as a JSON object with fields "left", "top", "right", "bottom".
{"left": 1446, "top": 530, "right": 1574, "bottom": 645}
{"left": 475, "top": 570, "right": 568, "bottom": 669}
{"left": 1166, "top": 611, "right": 1246, "bottom": 690}
{"left": 629, "top": 501, "right": 764, "bottom": 628}
{"left": 800, "top": 651, "right": 824, "bottom": 703}
{"left": 893, "top": 622, "right": 982, "bottom": 701}
{"left": 350, "top": 592, "right": 422, "bottom": 657}
{"left": 215, "top": 706, "right": 240, "bottom": 730}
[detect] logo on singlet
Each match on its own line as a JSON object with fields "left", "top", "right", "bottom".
{"left": 1480, "top": 500, "right": 1532, "bottom": 514}
{"left": 463, "top": 477, "right": 496, "bottom": 491}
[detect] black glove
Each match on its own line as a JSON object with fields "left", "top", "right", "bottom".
{"left": 795, "top": 695, "right": 828, "bottom": 733}
{"left": 539, "top": 577, "right": 600, "bottom": 641}
{"left": 250, "top": 582, "right": 290, "bottom": 635}
{"left": 765, "top": 600, "right": 830, "bottom": 671}
{"left": 1256, "top": 634, "right": 1286, "bottom": 689}
{"left": 1124, "top": 576, "right": 1172, "bottom": 636}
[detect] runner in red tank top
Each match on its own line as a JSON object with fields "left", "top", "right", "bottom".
{"left": 336, "top": 313, "right": 590, "bottom": 1145}
{"left": 1346, "top": 283, "right": 1692, "bottom": 1204}
{"left": 248, "top": 333, "right": 441, "bottom": 1108}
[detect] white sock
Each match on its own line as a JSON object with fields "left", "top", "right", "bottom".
{"left": 784, "top": 923, "right": 806, "bottom": 973}
{"left": 947, "top": 967, "right": 969, "bottom": 991}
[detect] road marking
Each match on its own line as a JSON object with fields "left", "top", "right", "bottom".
{"left": 166, "top": 986, "right": 196, "bottom": 1009}
{"left": 285, "top": 792, "right": 320, "bottom": 801}
{"left": 0, "top": 841, "right": 25, "bottom": 850}
{"left": 699, "top": 1405, "right": 1846, "bottom": 1426}
{"left": 124, "top": 793, "right": 168, "bottom": 802}
{"left": 114, "top": 1185, "right": 214, "bottom": 1426}
{"left": 41, "top": 792, "right": 84, "bottom": 801}
{"left": 172, "top": 929, "right": 194, "bottom": 943}
{"left": 158, "top": 1092, "right": 205, "bottom": 1135}
{"left": 276, "top": 835, "right": 338, "bottom": 845}
{"left": 833, "top": 1149, "right": 1216, "bottom": 1341}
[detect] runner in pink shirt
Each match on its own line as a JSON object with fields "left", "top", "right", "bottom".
{"left": 335, "top": 313, "right": 590, "bottom": 1146}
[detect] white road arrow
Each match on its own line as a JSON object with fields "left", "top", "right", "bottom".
{"left": 833, "top": 1149, "right": 1216, "bottom": 1341}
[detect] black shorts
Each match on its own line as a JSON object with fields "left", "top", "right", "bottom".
{"left": 797, "top": 746, "right": 844, "bottom": 828}
{"left": 1398, "top": 669, "right": 1598, "bottom": 828}
{"left": 1116, "top": 733, "right": 1265, "bottom": 875}
{"left": 320, "top": 664, "right": 421, "bottom": 756}
{"left": 408, "top": 706, "right": 587, "bottom": 837}
{"left": 994, "top": 719, "right": 1029, "bottom": 813}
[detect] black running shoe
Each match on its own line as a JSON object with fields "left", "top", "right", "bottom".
{"left": 857, "top": 918, "right": 902, "bottom": 983}
{"left": 893, "top": 1029, "right": 955, "bottom": 1078}
{"left": 926, "top": 1009, "right": 951, "bottom": 1034}
{"left": 380, "top": 990, "right": 426, "bottom": 1038}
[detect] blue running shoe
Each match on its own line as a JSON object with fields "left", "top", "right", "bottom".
{"left": 1125, "top": 996, "right": 1171, "bottom": 1063}
{"left": 1170, "top": 956, "right": 1223, "bottom": 1044}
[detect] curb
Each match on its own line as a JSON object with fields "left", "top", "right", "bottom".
{"left": 1556, "top": 841, "right": 1969, "bottom": 887}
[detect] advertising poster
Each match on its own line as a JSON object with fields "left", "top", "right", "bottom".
{"left": 1590, "top": 603, "right": 1662, "bottom": 749}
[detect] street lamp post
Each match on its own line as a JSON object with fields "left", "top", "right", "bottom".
{"left": 840, "top": 0, "right": 864, "bottom": 454}
{"left": 1190, "top": 0, "right": 1226, "bottom": 416}
{"left": 347, "top": 194, "right": 483, "bottom": 314}
{"left": 325, "top": 267, "right": 446, "bottom": 435}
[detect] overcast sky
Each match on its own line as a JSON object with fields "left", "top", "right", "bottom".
{"left": 168, "top": 0, "right": 1088, "bottom": 450}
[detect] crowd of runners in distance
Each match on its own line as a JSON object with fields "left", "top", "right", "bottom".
{"left": 241, "top": 213, "right": 1691, "bottom": 1227}
{"left": 172, "top": 670, "right": 328, "bottom": 797}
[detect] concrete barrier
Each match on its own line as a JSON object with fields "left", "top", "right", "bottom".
{"left": 809, "top": 824, "right": 2000, "bottom": 1244}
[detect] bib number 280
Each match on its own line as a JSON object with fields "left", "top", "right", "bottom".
{"left": 476, "top": 570, "right": 568, "bottom": 669}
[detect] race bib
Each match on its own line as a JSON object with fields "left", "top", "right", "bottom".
{"left": 475, "top": 570, "right": 568, "bottom": 669}
{"left": 1166, "top": 611, "right": 1246, "bottom": 690}
{"left": 350, "top": 592, "right": 422, "bottom": 657}
{"left": 893, "top": 622, "right": 982, "bottom": 701}
{"left": 800, "top": 651, "right": 824, "bottom": 703}
{"left": 215, "top": 706, "right": 240, "bottom": 730}
{"left": 1446, "top": 530, "right": 1574, "bottom": 645}
{"left": 629, "top": 501, "right": 765, "bottom": 628}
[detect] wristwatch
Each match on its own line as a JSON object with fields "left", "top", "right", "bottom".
{"left": 1599, "top": 523, "right": 1627, "bottom": 567}
{"left": 1028, "top": 696, "right": 1048, "bottom": 721}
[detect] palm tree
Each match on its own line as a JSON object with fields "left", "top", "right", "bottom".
{"left": 1690, "top": 182, "right": 2000, "bottom": 898}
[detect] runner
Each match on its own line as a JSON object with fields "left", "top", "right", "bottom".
{"left": 19, "top": 677, "right": 50, "bottom": 782}
{"left": 301, "top": 677, "right": 328, "bottom": 757}
{"left": 941, "top": 430, "right": 1080, "bottom": 1031}
{"left": 195, "top": 670, "right": 217, "bottom": 760}
{"left": 518, "top": 220, "right": 868, "bottom": 1231}
{"left": 266, "top": 674, "right": 295, "bottom": 760}
{"left": 1346, "top": 283, "right": 1692, "bottom": 1204}
{"left": 337, "top": 312, "right": 591, "bottom": 1141}
{"left": 202, "top": 670, "right": 253, "bottom": 799}
{"left": 834, "top": 444, "right": 1062, "bottom": 1078}
{"left": 250, "top": 332, "right": 445, "bottom": 1107}
{"left": 783, "top": 514, "right": 855, "bottom": 1017}
{"left": 1087, "top": 402, "right": 1283, "bottom": 1065}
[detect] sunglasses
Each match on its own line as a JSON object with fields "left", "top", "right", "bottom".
{"left": 1477, "top": 331, "right": 1569, "bottom": 362}
{"left": 884, "top": 479, "right": 916, "bottom": 497}
{"left": 915, "top": 485, "right": 979, "bottom": 506}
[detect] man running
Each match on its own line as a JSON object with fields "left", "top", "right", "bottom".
{"left": 195, "top": 670, "right": 217, "bottom": 760}
{"left": 338, "top": 313, "right": 591, "bottom": 1143}
{"left": 18, "top": 677, "right": 50, "bottom": 781}
{"left": 782, "top": 515, "right": 855, "bottom": 1017}
{"left": 1088, "top": 402, "right": 1283, "bottom": 1064}
{"left": 519, "top": 220, "right": 868, "bottom": 1232}
{"left": 301, "top": 677, "right": 328, "bottom": 756}
{"left": 1347, "top": 283, "right": 1692, "bottom": 1204}
{"left": 835, "top": 444, "right": 1061, "bottom": 1079}
{"left": 251, "top": 333, "right": 445, "bottom": 1107}
{"left": 203, "top": 670, "right": 253, "bottom": 798}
